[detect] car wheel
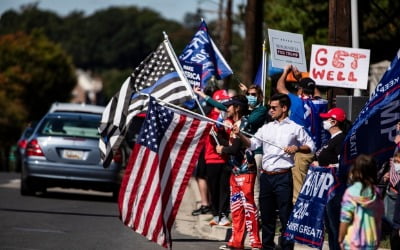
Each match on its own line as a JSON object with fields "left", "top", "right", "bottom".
{"left": 20, "top": 176, "right": 35, "bottom": 196}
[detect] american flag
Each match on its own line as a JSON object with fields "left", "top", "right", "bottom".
{"left": 99, "top": 40, "right": 193, "bottom": 167}
{"left": 389, "top": 158, "right": 400, "bottom": 187}
{"left": 118, "top": 97, "right": 211, "bottom": 248}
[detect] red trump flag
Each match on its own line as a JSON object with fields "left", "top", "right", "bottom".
{"left": 118, "top": 97, "right": 211, "bottom": 248}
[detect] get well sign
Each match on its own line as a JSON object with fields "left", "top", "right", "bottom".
{"left": 310, "top": 45, "right": 370, "bottom": 89}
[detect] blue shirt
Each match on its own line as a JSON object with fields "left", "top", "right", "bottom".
{"left": 288, "top": 93, "right": 329, "bottom": 150}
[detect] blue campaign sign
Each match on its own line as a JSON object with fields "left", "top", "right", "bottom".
{"left": 340, "top": 50, "right": 400, "bottom": 181}
{"left": 285, "top": 166, "right": 339, "bottom": 249}
{"left": 180, "top": 61, "right": 203, "bottom": 88}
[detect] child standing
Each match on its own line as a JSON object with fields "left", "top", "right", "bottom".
{"left": 339, "top": 154, "right": 384, "bottom": 250}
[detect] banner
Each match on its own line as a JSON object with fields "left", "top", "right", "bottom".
{"left": 181, "top": 61, "right": 203, "bottom": 88}
{"left": 268, "top": 29, "right": 307, "bottom": 72}
{"left": 285, "top": 166, "right": 339, "bottom": 249}
{"left": 340, "top": 49, "right": 400, "bottom": 180}
{"left": 309, "top": 44, "right": 370, "bottom": 89}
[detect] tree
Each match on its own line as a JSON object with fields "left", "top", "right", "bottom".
{"left": 242, "top": 0, "right": 264, "bottom": 85}
{"left": 0, "top": 31, "right": 76, "bottom": 170}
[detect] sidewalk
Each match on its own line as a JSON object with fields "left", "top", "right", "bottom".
{"left": 175, "top": 177, "right": 330, "bottom": 249}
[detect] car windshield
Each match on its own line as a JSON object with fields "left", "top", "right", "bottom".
{"left": 38, "top": 116, "right": 100, "bottom": 139}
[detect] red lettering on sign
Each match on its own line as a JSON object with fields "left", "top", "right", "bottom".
{"left": 312, "top": 68, "right": 358, "bottom": 82}
{"left": 348, "top": 72, "right": 357, "bottom": 81}
{"left": 349, "top": 53, "right": 367, "bottom": 69}
{"left": 337, "top": 71, "right": 345, "bottom": 81}
{"left": 312, "top": 68, "right": 325, "bottom": 79}
{"left": 327, "top": 71, "right": 334, "bottom": 81}
{"left": 332, "top": 50, "right": 349, "bottom": 68}
{"left": 315, "top": 48, "right": 328, "bottom": 66}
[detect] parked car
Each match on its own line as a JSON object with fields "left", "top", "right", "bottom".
{"left": 15, "top": 122, "right": 37, "bottom": 172}
{"left": 20, "top": 103, "right": 124, "bottom": 198}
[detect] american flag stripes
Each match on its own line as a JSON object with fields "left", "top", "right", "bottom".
{"left": 389, "top": 158, "right": 400, "bottom": 187}
{"left": 118, "top": 97, "right": 211, "bottom": 248}
{"left": 99, "top": 40, "right": 193, "bottom": 167}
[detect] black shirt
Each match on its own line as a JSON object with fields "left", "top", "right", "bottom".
{"left": 316, "top": 132, "right": 346, "bottom": 166}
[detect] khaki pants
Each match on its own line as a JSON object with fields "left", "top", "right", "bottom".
{"left": 292, "top": 152, "right": 314, "bottom": 204}
{"left": 253, "top": 153, "right": 263, "bottom": 210}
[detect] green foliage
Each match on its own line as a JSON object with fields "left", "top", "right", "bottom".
{"left": 264, "top": 0, "right": 400, "bottom": 64}
{"left": 0, "top": 31, "right": 75, "bottom": 149}
{"left": 264, "top": 0, "right": 329, "bottom": 62}
{"left": 359, "top": 0, "right": 400, "bottom": 62}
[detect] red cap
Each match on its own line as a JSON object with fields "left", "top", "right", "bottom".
{"left": 320, "top": 107, "right": 346, "bottom": 122}
{"left": 212, "top": 89, "right": 230, "bottom": 101}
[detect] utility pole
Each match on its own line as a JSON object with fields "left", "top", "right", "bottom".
{"left": 328, "top": 0, "right": 352, "bottom": 106}
{"left": 221, "top": 0, "right": 232, "bottom": 63}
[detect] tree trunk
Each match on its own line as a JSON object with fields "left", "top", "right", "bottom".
{"left": 242, "top": 0, "right": 264, "bottom": 86}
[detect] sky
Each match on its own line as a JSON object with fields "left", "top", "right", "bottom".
{"left": 0, "top": 0, "right": 222, "bottom": 23}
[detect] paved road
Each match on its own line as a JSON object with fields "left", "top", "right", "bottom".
{"left": 0, "top": 172, "right": 223, "bottom": 250}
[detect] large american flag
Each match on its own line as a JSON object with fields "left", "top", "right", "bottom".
{"left": 99, "top": 40, "right": 193, "bottom": 167}
{"left": 118, "top": 97, "right": 211, "bottom": 248}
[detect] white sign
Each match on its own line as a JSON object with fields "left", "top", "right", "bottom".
{"left": 309, "top": 44, "right": 370, "bottom": 89}
{"left": 268, "top": 29, "right": 307, "bottom": 72}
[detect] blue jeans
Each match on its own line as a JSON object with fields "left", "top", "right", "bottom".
{"left": 259, "top": 171, "right": 294, "bottom": 250}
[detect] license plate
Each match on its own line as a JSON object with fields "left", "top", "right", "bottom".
{"left": 62, "top": 149, "right": 84, "bottom": 160}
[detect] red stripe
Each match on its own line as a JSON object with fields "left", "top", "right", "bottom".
{"left": 123, "top": 147, "right": 151, "bottom": 226}
{"left": 161, "top": 116, "right": 194, "bottom": 213}
{"left": 133, "top": 153, "right": 159, "bottom": 231}
{"left": 149, "top": 118, "right": 188, "bottom": 246}
{"left": 140, "top": 159, "right": 163, "bottom": 237}
{"left": 118, "top": 143, "right": 142, "bottom": 217}
{"left": 167, "top": 119, "right": 210, "bottom": 229}
{"left": 158, "top": 114, "right": 186, "bottom": 178}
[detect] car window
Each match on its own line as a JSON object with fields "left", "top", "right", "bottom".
{"left": 39, "top": 116, "right": 100, "bottom": 139}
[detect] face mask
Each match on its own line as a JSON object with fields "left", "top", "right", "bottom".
{"left": 323, "top": 120, "right": 333, "bottom": 131}
{"left": 394, "top": 163, "right": 400, "bottom": 173}
{"left": 246, "top": 95, "right": 257, "bottom": 107}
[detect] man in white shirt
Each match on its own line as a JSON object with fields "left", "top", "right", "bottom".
{"left": 233, "top": 93, "right": 315, "bottom": 250}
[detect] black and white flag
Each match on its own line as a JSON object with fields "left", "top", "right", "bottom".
{"left": 99, "top": 40, "right": 192, "bottom": 167}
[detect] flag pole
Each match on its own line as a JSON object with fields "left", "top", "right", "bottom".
{"left": 142, "top": 93, "right": 283, "bottom": 150}
{"left": 162, "top": 31, "right": 221, "bottom": 145}
{"left": 261, "top": 40, "right": 267, "bottom": 105}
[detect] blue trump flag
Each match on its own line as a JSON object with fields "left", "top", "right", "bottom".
{"left": 340, "top": 49, "right": 400, "bottom": 180}
{"left": 285, "top": 166, "right": 339, "bottom": 249}
{"left": 179, "top": 20, "right": 233, "bottom": 88}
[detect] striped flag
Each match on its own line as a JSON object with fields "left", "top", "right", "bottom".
{"left": 118, "top": 97, "right": 211, "bottom": 248}
{"left": 99, "top": 40, "right": 193, "bottom": 167}
{"left": 389, "top": 158, "right": 400, "bottom": 187}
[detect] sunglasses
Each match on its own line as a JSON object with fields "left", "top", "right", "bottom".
{"left": 247, "top": 92, "right": 257, "bottom": 97}
{"left": 269, "top": 105, "right": 280, "bottom": 111}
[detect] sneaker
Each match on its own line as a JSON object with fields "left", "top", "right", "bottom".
{"left": 218, "top": 215, "right": 231, "bottom": 226}
{"left": 191, "top": 205, "right": 211, "bottom": 216}
{"left": 209, "top": 216, "right": 219, "bottom": 226}
{"left": 219, "top": 244, "right": 242, "bottom": 249}
{"left": 218, "top": 245, "right": 232, "bottom": 250}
